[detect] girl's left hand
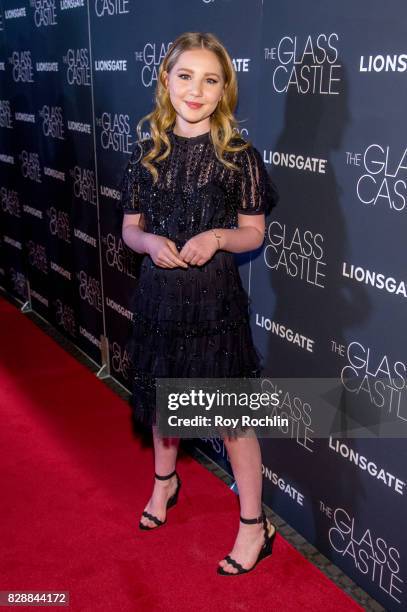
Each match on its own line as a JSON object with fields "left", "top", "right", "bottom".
{"left": 179, "top": 230, "right": 219, "bottom": 266}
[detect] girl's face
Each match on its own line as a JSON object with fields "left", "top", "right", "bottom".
{"left": 163, "top": 48, "right": 225, "bottom": 133}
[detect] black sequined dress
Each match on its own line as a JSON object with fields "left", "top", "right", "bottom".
{"left": 119, "top": 129, "right": 277, "bottom": 428}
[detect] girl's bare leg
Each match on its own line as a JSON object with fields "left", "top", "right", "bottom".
{"left": 218, "top": 432, "right": 272, "bottom": 573}
{"left": 139, "top": 426, "right": 180, "bottom": 528}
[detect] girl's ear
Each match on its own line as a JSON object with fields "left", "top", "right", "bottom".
{"left": 162, "top": 70, "right": 168, "bottom": 88}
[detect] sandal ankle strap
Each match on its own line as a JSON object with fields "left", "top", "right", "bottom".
{"left": 155, "top": 469, "right": 176, "bottom": 480}
{"left": 240, "top": 512, "right": 264, "bottom": 524}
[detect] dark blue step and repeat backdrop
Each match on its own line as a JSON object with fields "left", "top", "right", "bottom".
{"left": 1, "top": 1, "right": 406, "bottom": 607}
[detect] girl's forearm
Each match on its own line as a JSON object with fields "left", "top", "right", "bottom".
{"left": 213, "top": 226, "right": 265, "bottom": 254}
{"left": 123, "top": 225, "right": 265, "bottom": 257}
{"left": 122, "top": 225, "right": 150, "bottom": 255}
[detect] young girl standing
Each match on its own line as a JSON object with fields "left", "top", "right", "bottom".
{"left": 120, "top": 32, "right": 278, "bottom": 575}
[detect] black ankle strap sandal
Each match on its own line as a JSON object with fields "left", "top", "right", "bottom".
{"left": 139, "top": 470, "right": 181, "bottom": 531}
{"left": 154, "top": 469, "right": 176, "bottom": 481}
{"left": 217, "top": 510, "right": 277, "bottom": 575}
{"left": 240, "top": 514, "right": 264, "bottom": 524}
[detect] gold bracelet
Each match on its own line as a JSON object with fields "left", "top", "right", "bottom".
{"left": 211, "top": 228, "right": 222, "bottom": 250}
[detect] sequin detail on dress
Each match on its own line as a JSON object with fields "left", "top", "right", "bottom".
{"left": 119, "top": 129, "right": 278, "bottom": 431}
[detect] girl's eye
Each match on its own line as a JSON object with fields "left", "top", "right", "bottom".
{"left": 178, "top": 74, "right": 218, "bottom": 84}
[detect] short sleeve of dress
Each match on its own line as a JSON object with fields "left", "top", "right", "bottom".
{"left": 236, "top": 145, "right": 279, "bottom": 215}
{"left": 118, "top": 141, "right": 144, "bottom": 215}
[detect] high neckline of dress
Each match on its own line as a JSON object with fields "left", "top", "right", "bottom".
{"left": 169, "top": 129, "right": 210, "bottom": 145}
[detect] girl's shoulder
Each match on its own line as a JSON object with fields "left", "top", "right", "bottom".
{"left": 227, "top": 133, "right": 247, "bottom": 149}
{"left": 225, "top": 134, "right": 262, "bottom": 168}
{"left": 126, "top": 136, "right": 155, "bottom": 172}
{"left": 226, "top": 133, "right": 258, "bottom": 153}
{"left": 135, "top": 135, "right": 154, "bottom": 155}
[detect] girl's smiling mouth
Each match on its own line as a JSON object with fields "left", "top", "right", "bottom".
{"left": 185, "top": 101, "right": 204, "bottom": 109}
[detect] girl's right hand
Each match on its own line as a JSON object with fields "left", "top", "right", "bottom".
{"left": 145, "top": 234, "right": 188, "bottom": 269}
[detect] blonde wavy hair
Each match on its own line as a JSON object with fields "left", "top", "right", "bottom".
{"left": 136, "top": 31, "right": 251, "bottom": 183}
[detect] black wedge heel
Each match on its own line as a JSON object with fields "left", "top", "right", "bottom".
{"left": 217, "top": 510, "right": 277, "bottom": 575}
{"left": 139, "top": 469, "right": 181, "bottom": 530}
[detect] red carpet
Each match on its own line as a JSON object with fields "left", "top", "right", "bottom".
{"left": 0, "top": 295, "right": 362, "bottom": 611}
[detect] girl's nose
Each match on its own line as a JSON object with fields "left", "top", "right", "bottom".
{"left": 189, "top": 80, "right": 203, "bottom": 96}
